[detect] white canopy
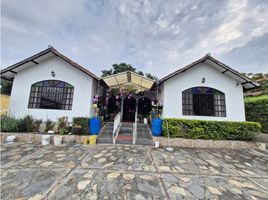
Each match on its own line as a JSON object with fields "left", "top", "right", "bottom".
{"left": 102, "top": 71, "right": 155, "bottom": 91}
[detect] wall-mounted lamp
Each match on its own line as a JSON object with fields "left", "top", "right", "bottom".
{"left": 51, "top": 71, "right": 55, "bottom": 77}
{"left": 201, "top": 77, "right": 206, "bottom": 84}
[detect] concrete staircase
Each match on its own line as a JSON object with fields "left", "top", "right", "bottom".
{"left": 136, "top": 123, "right": 154, "bottom": 145}
{"left": 96, "top": 122, "right": 113, "bottom": 144}
{"left": 97, "top": 122, "right": 153, "bottom": 145}
{"left": 116, "top": 122, "right": 133, "bottom": 144}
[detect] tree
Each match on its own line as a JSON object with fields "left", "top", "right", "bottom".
{"left": 101, "top": 63, "right": 158, "bottom": 80}
{"left": 0, "top": 79, "right": 12, "bottom": 95}
{"left": 101, "top": 69, "right": 113, "bottom": 77}
{"left": 112, "top": 63, "right": 136, "bottom": 74}
{"left": 145, "top": 73, "right": 158, "bottom": 81}
{"left": 101, "top": 63, "right": 137, "bottom": 77}
{"left": 244, "top": 72, "right": 268, "bottom": 96}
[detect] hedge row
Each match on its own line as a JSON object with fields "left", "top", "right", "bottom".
{"left": 245, "top": 95, "right": 268, "bottom": 133}
{"left": 162, "top": 118, "right": 261, "bottom": 141}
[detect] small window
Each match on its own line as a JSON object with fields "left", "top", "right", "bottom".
{"left": 28, "top": 80, "right": 74, "bottom": 110}
{"left": 182, "top": 87, "right": 226, "bottom": 117}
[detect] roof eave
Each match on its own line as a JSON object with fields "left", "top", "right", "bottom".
{"left": 1, "top": 47, "right": 99, "bottom": 81}
{"left": 159, "top": 54, "right": 259, "bottom": 90}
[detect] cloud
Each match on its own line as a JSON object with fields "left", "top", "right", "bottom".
{"left": 1, "top": 0, "right": 268, "bottom": 76}
{"left": 221, "top": 33, "right": 268, "bottom": 73}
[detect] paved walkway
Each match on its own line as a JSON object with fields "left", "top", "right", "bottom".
{"left": 1, "top": 143, "right": 268, "bottom": 200}
{"left": 256, "top": 133, "right": 268, "bottom": 145}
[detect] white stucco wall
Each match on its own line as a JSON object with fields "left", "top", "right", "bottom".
{"left": 9, "top": 56, "right": 94, "bottom": 121}
{"left": 162, "top": 63, "right": 246, "bottom": 121}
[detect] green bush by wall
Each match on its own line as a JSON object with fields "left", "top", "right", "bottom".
{"left": 162, "top": 118, "right": 261, "bottom": 141}
{"left": 245, "top": 95, "right": 268, "bottom": 133}
{"left": 0, "top": 115, "right": 42, "bottom": 132}
{"left": 73, "top": 117, "right": 89, "bottom": 134}
{"left": 0, "top": 115, "right": 18, "bottom": 132}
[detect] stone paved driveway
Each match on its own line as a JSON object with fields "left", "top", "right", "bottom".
{"left": 1, "top": 143, "right": 268, "bottom": 200}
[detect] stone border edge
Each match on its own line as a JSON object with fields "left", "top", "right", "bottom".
{"left": 0, "top": 132, "right": 92, "bottom": 145}
{"left": 153, "top": 137, "right": 266, "bottom": 151}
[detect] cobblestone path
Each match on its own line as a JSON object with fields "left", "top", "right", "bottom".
{"left": 1, "top": 143, "right": 268, "bottom": 199}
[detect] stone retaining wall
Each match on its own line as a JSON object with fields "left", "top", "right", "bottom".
{"left": 1, "top": 132, "right": 266, "bottom": 151}
{"left": 153, "top": 137, "right": 266, "bottom": 151}
{"left": 0, "top": 132, "right": 92, "bottom": 144}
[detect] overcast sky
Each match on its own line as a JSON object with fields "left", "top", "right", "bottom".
{"left": 1, "top": 0, "right": 268, "bottom": 77}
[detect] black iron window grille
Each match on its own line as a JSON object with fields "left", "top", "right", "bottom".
{"left": 28, "top": 80, "right": 74, "bottom": 110}
{"left": 182, "top": 87, "right": 226, "bottom": 117}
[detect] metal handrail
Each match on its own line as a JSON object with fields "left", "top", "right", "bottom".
{"left": 113, "top": 112, "right": 121, "bottom": 144}
{"left": 133, "top": 112, "right": 138, "bottom": 144}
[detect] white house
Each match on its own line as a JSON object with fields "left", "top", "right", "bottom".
{"left": 159, "top": 54, "right": 259, "bottom": 121}
{"left": 1, "top": 47, "right": 258, "bottom": 122}
{"left": 1, "top": 47, "right": 103, "bottom": 121}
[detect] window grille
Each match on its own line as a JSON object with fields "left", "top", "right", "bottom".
{"left": 182, "top": 87, "right": 226, "bottom": 117}
{"left": 28, "top": 80, "right": 74, "bottom": 110}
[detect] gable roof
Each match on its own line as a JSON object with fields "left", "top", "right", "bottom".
{"left": 1, "top": 46, "right": 99, "bottom": 81}
{"left": 159, "top": 54, "right": 259, "bottom": 89}
{"left": 102, "top": 71, "right": 155, "bottom": 91}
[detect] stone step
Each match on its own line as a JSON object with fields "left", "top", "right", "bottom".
{"left": 136, "top": 139, "right": 153, "bottom": 145}
{"left": 137, "top": 124, "right": 150, "bottom": 128}
{"left": 96, "top": 124, "right": 113, "bottom": 144}
{"left": 120, "top": 128, "right": 133, "bottom": 133}
{"left": 116, "top": 134, "right": 133, "bottom": 144}
{"left": 120, "top": 122, "right": 133, "bottom": 127}
{"left": 98, "top": 122, "right": 153, "bottom": 145}
{"left": 97, "top": 137, "right": 113, "bottom": 144}
{"left": 105, "top": 123, "right": 114, "bottom": 128}
{"left": 116, "top": 140, "right": 133, "bottom": 144}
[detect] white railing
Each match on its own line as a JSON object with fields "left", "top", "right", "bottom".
{"left": 113, "top": 112, "right": 121, "bottom": 144}
{"left": 133, "top": 112, "right": 138, "bottom": 144}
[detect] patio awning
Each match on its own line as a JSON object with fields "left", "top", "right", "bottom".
{"left": 102, "top": 71, "right": 155, "bottom": 91}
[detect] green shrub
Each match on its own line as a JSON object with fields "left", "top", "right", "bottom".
{"left": 73, "top": 117, "right": 89, "bottom": 134}
{"left": 245, "top": 95, "right": 268, "bottom": 133}
{"left": 45, "top": 119, "right": 55, "bottom": 132}
{"left": 0, "top": 115, "right": 18, "bottom": 132}
{"left": 162, "top": 118, "right": 261, "bottom": 141}
{"left": 16, "top": 115, "right": 42, "bottom": 132}
{"left": 1, "top": 115, "right": 42, "bottom": 132}
{"left": 57, "top": 117, "right": 68, "bottom": 134}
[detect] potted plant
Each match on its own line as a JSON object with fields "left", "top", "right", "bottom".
{"left": 89, "top": 95, "right": 100, "bottom": 135}
{"left": 54, "top": 117, "right": 67, "bottom": 145}
{"left": 72, "top": 124, "right": 82, "bottom": 135}
{"left": 54, "top": 133, "right": 64, "bottom": 146}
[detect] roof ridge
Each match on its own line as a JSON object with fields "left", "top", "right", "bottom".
{"left": 1, "top": 46, "right": 99, "bottom": 80}
{"left": 159, "top": 54, "right": 259, "bottom": 89}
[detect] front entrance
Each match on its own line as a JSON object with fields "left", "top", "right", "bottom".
{"left": 123, "top": 96, "right": 136, "bottom": 122}
{"left": 138, "top": 97, "right": 152, "bottom": 118}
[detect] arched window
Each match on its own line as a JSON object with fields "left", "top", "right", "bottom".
{"left": 182, "top": 87, "right": 226, "bottom": 117}
{"left": 28, "top": 80, "right": 74, "bottom": 110}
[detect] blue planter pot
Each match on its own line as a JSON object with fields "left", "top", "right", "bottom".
{"left": 89, "top": 117, "right": 100, "bottom": 135}
{"left": 152, "top": 118, "right": 162, "bottom": 136}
